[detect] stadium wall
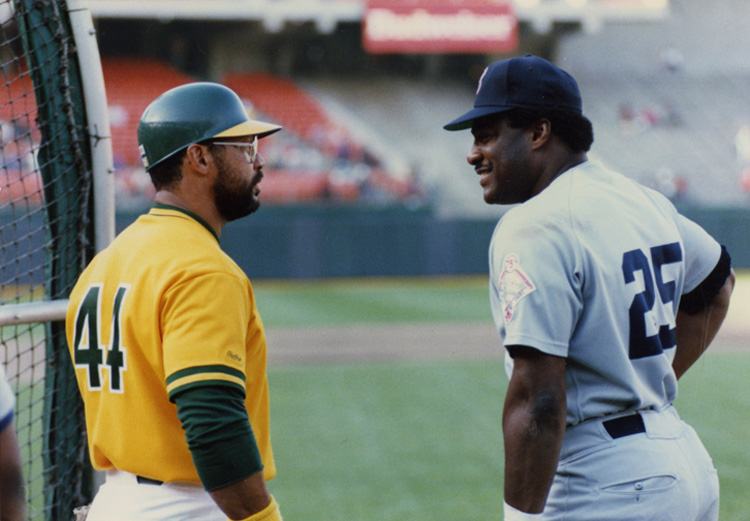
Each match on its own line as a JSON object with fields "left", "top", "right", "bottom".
{"left": 2, "top": 205, "right": 745, "bottom": 283}
{"left": 109, "top": 206, "right": 750, "bottom": 279}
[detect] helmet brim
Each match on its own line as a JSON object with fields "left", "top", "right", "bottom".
{"left": 213, "top": 120, "right": 282, "bottom": 140}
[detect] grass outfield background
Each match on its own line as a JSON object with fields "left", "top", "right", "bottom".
{"left": 253, "top": 273, "right": 750, "bottom": 521}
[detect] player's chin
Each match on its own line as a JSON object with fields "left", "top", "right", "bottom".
{"left": 247, "top": 195, "right": 261, "bottom": 214}
{"left": 243, "top": 181, "right": 261, "bottom": 207}
{"left": 252, "top": 188, "right": 263, "bottom": 207}
{"left": 218, "top": 193, "right": 261, "bottom": 221}
{"left": 482, "top": 187, "right": 502, "bottom": 205}
{"left": 239, "top": 184, "right": 262, "bottom": 209}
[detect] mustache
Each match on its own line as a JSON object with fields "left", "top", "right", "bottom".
{"left": 474, "top": 163, "right": 490, "bottom": 173}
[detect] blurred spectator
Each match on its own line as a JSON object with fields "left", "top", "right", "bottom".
{"left": 167, "top": 34, "right": 189, "bottom": 71}
{"left": 659, "top": 47, "right": 685, "bottom": 74}
{"left": 619, "top": 100, "right": 683, "bottom": 134}
{"left": 653, "top": 167, "right": 688, "bottom": 202}
{"left": 618, "top": 101, "right": 636, "bottom": 135}
{"left": 1, "top": 120, "right": 36, "bottom": 173}
{"left": 661, "top": 99, "right": 684, "bottom": 127}
{"left": 738, "top": 125, "right": 750, "bottom": 195}
{"left": 107, "top": 100, "right": 424, "bottom": 207}
{"left": 739, "top": 168, "right": 750, "bottom": 194}
{"left": 637, "top": 106, "right": 661, "bottom": 129}
{"left": 114, "top": 167, "right": 155, "bottom": 209}
{"left": 734, "top": 125, "right": 750, "bottom": 166}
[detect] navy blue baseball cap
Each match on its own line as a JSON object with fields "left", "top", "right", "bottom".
{"left": 444, "top": 55, "right": 583, "bottom": 131}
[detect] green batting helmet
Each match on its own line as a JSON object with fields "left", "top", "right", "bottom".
{"left": 137, "top": 82, "right": 282, "bottom": 171}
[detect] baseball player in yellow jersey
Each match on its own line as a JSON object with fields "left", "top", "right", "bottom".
{"left": 66, "top": 82, "right": 284, "bottom": 521}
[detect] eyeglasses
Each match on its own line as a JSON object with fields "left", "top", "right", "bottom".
{"left": 211, "top": 136, "right": 259, "bottom": 163}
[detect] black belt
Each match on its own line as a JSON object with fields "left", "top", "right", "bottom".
{"left": 602, "top": 413, "right": 646, "bottom": 439}
{"left": 136, "top": 475, "right": 164, "bottom": 485}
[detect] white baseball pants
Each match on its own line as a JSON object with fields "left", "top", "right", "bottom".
{"left": 85, "top": 470, "right": 226, "bottom": 521}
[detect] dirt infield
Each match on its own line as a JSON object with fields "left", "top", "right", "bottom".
{"left": 266, "top": 321, "right": 504, "bottom": 366}
{"left": 267, "top": 318, "right": 749, "bottom": 366}
{"left": 267, "top": 272, "right": 750, "bottom": 366}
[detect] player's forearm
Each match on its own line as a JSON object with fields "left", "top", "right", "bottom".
{"left": 174, "top": 385, "right": 273, "bottom": 517}
{"left": 0, "top": 426, "right": 26, "bottom": 521}
{"left": 209, "top": 471, "right": 273, "bottom": 520}
{"left": 0, "top": 471, "right": 26, "bottom": 519}
{"left": 673, "top": 270, "right": 734, "bottom": 379}
{"left": 502, "top": 348, "right": 566, "bottom": 515}
{"left": 503, "top": 399, "right": 565, "bottom": 513}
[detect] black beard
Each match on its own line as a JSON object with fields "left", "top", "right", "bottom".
{"left": 212, "top": 154, "right": 260, "bottom": 222}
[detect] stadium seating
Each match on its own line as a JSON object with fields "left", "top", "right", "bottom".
{"left": 0, "top": 169, "right": 44, "bottom": 207}
{"left": 99, "top": 62, "right": 405, "bottom": 205}
{"left": 0, "top": 68, "right": 37, "bottom": 134}
{"left": 101, "top": 57, "right": 195, "bottom": 167}
{"left": 223, "top": 72, "right": 337, "bottom": 144}
{"left": 2, "top": 58, "right": 420, "bottom": 207}
{"left": 224, "top": 71, "right": 420, "bottom": 204}
{"left": 0, "top": 67, "right": 43, "bottom": 208}
{"left": 222, "top": 71, "right": 382, "bottom": 171}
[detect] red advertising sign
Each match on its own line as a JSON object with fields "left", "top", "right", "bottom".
{"left": 363, "top": 0, "right": 518, "bottom": 54}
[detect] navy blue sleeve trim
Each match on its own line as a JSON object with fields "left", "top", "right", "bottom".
{"left": 0, "top": 410, "right": 13, "bottom": 432}
{"left": 679, "top": 245, "right": 732, "bottom": 315}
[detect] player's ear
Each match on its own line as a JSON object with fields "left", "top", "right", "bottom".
{"left": 529, "top": 119, "right": 552, "bottom": 150}
{"left": 184, "top": 143, "right": 212, "bottom": 175}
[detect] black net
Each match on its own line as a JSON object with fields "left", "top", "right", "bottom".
{"left": 1, "top": 0, "right": 95, "bottom": 519}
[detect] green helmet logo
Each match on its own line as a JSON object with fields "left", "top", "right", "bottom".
{"left": 137, "top": 82, "right": 281, "bottom": 171}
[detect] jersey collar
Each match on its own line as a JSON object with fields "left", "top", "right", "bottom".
{"left": 150, "top": 203, "right": 220, "bottom": 242}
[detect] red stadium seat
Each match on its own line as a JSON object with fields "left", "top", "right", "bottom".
{"left": 101, "top": 58, "right": 195, "bottom": 167}
{"left": 0, "top": 66, "right": 40, "bottom": 151}
{"left": 0, "top": 169, "right": 44, "bottom": 207}
{"left": 222, "top": 72, "right": 341, "bottom": 146}
{"left": 0, "top": 67, "right": 37, "bottom": 128}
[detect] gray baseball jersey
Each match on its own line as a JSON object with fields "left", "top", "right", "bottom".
{"left": 489, "top": 159, "right": 720, "bottom": 426}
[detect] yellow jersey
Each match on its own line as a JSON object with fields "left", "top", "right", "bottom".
{"left": 66, "top": 204, "right": 274, "bottom": 483}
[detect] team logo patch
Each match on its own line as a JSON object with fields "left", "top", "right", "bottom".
{"left": 139, "top": 145, "right": 149, "bottom": 168}
{"left": 498, "top": 253, "right": 536, "bottom": 324}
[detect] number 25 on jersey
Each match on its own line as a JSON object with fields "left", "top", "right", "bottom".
{"left": 622, "top": 242, "right": 682, "bottom": 360}
{"left": 71, "top": 284, "right": 131, "bottom": 393}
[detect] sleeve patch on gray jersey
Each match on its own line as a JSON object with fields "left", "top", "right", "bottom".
{"left": 498, "top": 253, "right": 536, "bottom": 324}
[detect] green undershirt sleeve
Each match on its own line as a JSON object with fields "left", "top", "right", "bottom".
{"left": 172, "top": 385, "right": 263, "bottom": 491}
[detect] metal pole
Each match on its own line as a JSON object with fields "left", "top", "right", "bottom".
{"left": 68, "top": 2, "right": 115, "bottom": 253}
{"left": 0, "top": 300, "right": 70, "bottom": 326}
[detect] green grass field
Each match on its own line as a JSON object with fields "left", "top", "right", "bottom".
{"left": 253, "top": 276, "right": 493, "bottom": 327}
{"left": 252, "top": 275, "right": 750, "bottom": 521}
{"left": 14, "top": 275, "right": 747, "bottom": 520}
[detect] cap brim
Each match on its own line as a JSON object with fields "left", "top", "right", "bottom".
{"left": 443, "top": 106, "right": 513, "bottom": 131}
{"left": 214, "top": 120, "right": 282, "bottom": 140}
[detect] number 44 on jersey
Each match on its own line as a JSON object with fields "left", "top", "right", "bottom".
{"left": 71, "top": 284, "right": 131, "bottom": 393}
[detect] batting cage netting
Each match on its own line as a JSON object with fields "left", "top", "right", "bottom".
{"left": 1, "top": 1, "right": 112, "bottom": 519}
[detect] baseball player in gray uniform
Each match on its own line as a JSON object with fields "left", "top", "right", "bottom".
{"left": 0, "top": 365, "right": 25, "bottom": 521}
{"left": 444, "top": 55, "right": 735, "bottom": 521}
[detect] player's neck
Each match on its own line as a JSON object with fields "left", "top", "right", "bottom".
{"left": 556, "top": 152, "right": 588, "bottom": 178}
{"left": 531, "top": 151, "right": 588, "bottom": 199}
{"left": 154, "top": 190, "right": 226, "bottom": 237}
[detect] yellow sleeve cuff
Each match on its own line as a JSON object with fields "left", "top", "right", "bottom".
{"left": 229, "top": 496, "right": 282, "bottom": 521}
